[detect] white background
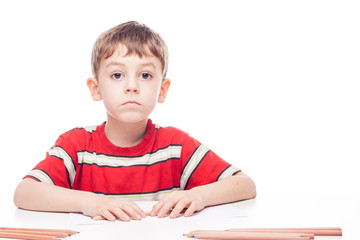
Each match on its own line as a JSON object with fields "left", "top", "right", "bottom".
{"left": 0, "top": 0, "right": 359, "bottom": 206}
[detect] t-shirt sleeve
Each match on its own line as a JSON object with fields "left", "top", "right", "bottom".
{"left": 24, "top": 134, "right": 78, "bottom": 189}
{"left": 179, "top": 133, "right": 241, "bottom": 190}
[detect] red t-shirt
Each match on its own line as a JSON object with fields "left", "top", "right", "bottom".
{"left": 25, "top": 119, "right": 240, "bottom": 200}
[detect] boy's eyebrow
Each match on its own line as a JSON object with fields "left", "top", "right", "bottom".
{"left": 105, "top": 61, "right": 124, "bottom": 67}
{"left": 141, "top": 62, "right": 157, "bottom": 69}
{"left": 105, "top": 61, "right": 158, "bottom": 69}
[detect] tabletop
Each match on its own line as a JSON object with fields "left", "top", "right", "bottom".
{"left": 0, "top": 196, "right": 358, "bottom": 239}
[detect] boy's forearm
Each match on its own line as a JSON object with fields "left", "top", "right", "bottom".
{"left": 192, "top": 172, "right": 256, "bottom": 207}
{"left": 13, "top": 179, "right": 93, "bottom": 213}
{"left": 14, "top": 179, "right": 147, "bottom": 221}
{"left": 14, "top": 173, "right": 256, "bottom": 217}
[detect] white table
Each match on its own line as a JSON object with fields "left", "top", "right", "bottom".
{"left": 1, "top": 196, "right": 358, "bottom": 239}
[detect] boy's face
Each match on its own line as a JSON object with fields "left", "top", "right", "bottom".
{"left": 87, "top": 44, "right": 170, "bottom": 124}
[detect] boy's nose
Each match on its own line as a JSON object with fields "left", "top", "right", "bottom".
{"left": 124, "top": 77, "right": 139, "bottom": 93}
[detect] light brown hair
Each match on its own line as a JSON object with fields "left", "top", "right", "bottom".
{"left": 91, "top": 21, "right": 169, "bottom": 79}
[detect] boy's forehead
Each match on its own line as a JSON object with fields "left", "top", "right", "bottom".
{"left": 101, "top": 43, "right": 162, "bottom": 69}
{"left": 112, "top": 43, "right": 153, "bottom": 57}
{"left": 113, "top": 43, "right": 129, "bottom": 57}
{"left": 104, "top": 43, "right": 156, "bottom": 60}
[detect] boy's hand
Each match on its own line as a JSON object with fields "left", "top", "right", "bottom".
{"left": 150, "top": 188, "right": 206, "bottom": 219}
{"left": 82, "top": 194, "right": 146, "bottom": 222}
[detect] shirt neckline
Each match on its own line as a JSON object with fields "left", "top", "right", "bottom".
{"left": 96, "top": 119, "right": 156, "bottom": 155}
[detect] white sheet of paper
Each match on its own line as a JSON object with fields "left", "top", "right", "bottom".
{"left": 70, "top": 201, "right": 247, "bottom": 225}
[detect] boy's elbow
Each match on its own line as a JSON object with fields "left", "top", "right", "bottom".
{"left": 245, "top": 175, "right": 257, "bottom": 199}
{"left": 13, "top": 195, "right": 23, "bottom": 209}
{"left": 235, "top": 172, "right": 257, "bottom": 200}
{"left": 13, "top": 185, "right": 22, "bottom": 208}
{"left": 13, "top": 180, "right": 26, "bottom": 208}
{"left": 249, "top": 178, "right": 257, "bottom": 199}
{"left": 13, "top": 179, "right": 35, "bottom": 208}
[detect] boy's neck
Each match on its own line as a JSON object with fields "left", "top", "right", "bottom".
{"left": 104, "top": 117, "right": 148, "bottom": 148}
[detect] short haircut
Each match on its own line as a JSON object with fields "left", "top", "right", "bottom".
{"left": 91, "top": 21, "right": 169, "bottom": 79}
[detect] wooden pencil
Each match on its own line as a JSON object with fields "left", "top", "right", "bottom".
{"left": 228, "top": 228, "right": 342, "bottom": 236}
{"left": 184, "top": 231, "right": 314, "bottom": 239}
{"left": 188, "top": 232, "right": 311, "bottom": 240}
{"left": 229, "top": 227, "right": 341, "bottom": 231}
{"left": 0, "top": 230, "right": 68, "bottom": 238}
{"left": 0, "top": 227, "right": 78, "bottom": 235}
{"left": 0, "top": 231, "right": 59, "bottom": 240}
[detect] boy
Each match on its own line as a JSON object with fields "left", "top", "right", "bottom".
{"left": 14, "top": 21, "right": 256, "bottom": 222}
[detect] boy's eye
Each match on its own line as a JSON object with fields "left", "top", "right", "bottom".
{"left": 140, "top": 72, "right": 152, "bottom": 80}
{"left": 111, "top": 73, "right": 124, "bottom": 80}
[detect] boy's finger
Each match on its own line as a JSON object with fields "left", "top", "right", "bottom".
{"left": 122, "top": 205, "right": 144, "bottom": 220}
{"left": 157, "top": 200, "right": 177, "bottom": 218}
{"left": 112, "top": 208, "right": 131, "bottom": 222}
{"left": 169, "top": 200, "right": 187, "bottom": 218}
{"left": 184, "top": 202, "right": 198, "bottom": 217}
{"left": 128, "top": 202, "right": 146, "bottom": 218}
{"left": 100, "top": 209, "right": 117, "bottom": 222}
{"left": 92, "top": 215, "right": 105, "bottom": 220}
{"left": 150, "top": 200, "right": 165, "bottom": 216}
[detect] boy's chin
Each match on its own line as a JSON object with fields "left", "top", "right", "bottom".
{"left": 108, "top": 113, "right": 149, "bottom": 125}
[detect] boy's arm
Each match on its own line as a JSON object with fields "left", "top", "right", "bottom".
{"left": 13, "top": 178, "right": 146, "bottom": 221}
{"left": 150, "top": 172, "right": 256, "bottom": 218}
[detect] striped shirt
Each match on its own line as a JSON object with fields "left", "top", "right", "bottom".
{"left": 25, "top": 119, "right": 240, "bottom": 201}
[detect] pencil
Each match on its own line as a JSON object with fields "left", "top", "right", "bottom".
{"left": 0, "top": 231, "right": 60, "bottom": 240}
{"left": 0, "top": 227, "right": 78, "bottom": 235}
{"left": 184, "top": 231, "right": 314, "bottom": 239}
{"left": 228, "top": 228, "right": 342, "bottom": 236}
{"left": 229, "top": 227, "right": 341, "bottom": 231}
{"left": 188, "top": 232, "right": 311, "bottom": 240}
{"left": 0, "top": 230, "right": 68, "bottom": 238}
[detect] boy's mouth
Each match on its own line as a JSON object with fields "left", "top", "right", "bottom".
{"left": 122, "top": 101, "right": 140, "bottom": 106}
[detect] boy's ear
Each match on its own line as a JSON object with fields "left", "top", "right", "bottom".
{"left": 87, "top": 77, "right": 102, "bottom": 101}
{"left": 158, "top": 79, "right": 171, "bottom": 103}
